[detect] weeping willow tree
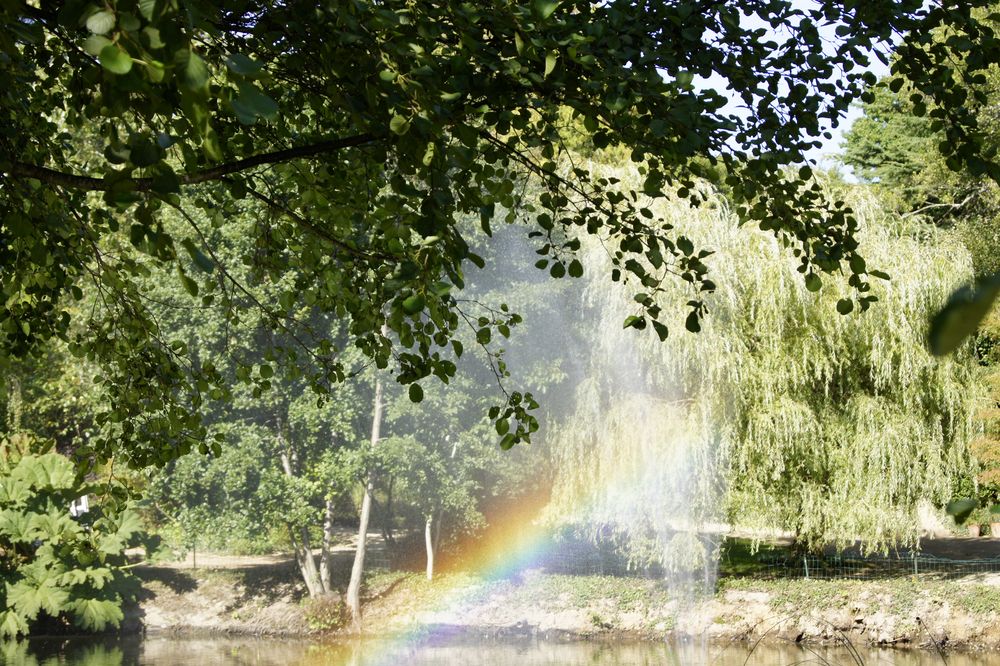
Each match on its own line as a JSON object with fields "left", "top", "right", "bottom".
{"left": 545, "top": 165, "right": 980, "bottom": 559}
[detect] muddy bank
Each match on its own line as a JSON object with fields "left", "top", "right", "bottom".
{"left": 132, "top": 560, "right": 1000, "bottom": 651}
{"left": 133, "top": 561, "right": 309, "bottom": 636}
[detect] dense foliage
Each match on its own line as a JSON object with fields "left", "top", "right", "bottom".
{"left": 546, "top": 175, "right": 979, "bottom": 556}
{"left": 843, "top": 53, "right": 1000, "bottom": 513}
{"left": 0, "top": 434, "right": 142, "bottom": 637}
{"left": 4, "top": 1, "right": 1000, "bottom": 464}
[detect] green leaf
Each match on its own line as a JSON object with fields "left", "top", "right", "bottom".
{"left": 836, "top": 298, "right": 854, "bottom": 315}
{"left": 138, "top": 0, "right": 161, "bottom": 21}
{"left": 685, "top": 310, "right": 701, "bottom": 333}
{"left": 181, "top": 239, "right": 215, "bottom": 273}
{"left": 402, "top": 294, "right": 425, "bottom": 315}
{"left": 177, "top": 266, "right": 199, "bottom": 297}
{"left": 183, "top": 51, "right": 210, "bottom": 91}
{"left": 567, "top": 259, "right": 583, "bottom": 278}
{"left": 946, "top": 498, "right": 977, "bottom": 525}
{"left": 675, "top": 70, "right": 694, "bottom": 87}
{"left": 83, "top": 35, "right": 111, "bottom": 57}
{"left": 533, "top": 0, "right": 560, "bottom": 20}
{"left": 150, "top": 168, "right": 181, "bottom": 194}
{"left": 99, "top": 45, "right": 133, "bottom": 75}
{"left": 408, "top": 383, "right": 423, "bottom": 403}
{"left": 69, "top": 598, "right": 124, "bottom": 632}
{"left": 544, "top": 52, "right": 558, "bottom": 78}
{"left": 86, "top": 10, "right": 116, "bottom": 35}
{"left": 652, "top": 320, "right": 669, "bottom": 342}
{"left": 129, "top": 140, "right": 161, "bottom": 167}
{"left": 225, "top": 54, "right": 263, "bottom": 77}
{"left": 929, "top": 276, "right": 1000, "bottom": 356}
{"left": 0, "top": 610, "right": 28, "bottom": 638}
{"left": 145, "top": 59, "right": 166, "bottom": 82}
{"left": 7, "top": 579, "right": 70, "bottom": 620}
{"left": 389, "top": 114, "right": 411, "bottom": 136}
{"left": 231, "top": 84, "right": 279, "bottom": 124}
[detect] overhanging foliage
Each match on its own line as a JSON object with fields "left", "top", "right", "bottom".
{"left": 4, "top": 1, "right": 1000, "bottom": 462}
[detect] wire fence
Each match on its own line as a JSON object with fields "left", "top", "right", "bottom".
{"left": 523, "top": 536, "right": 1000, "bottom": 581}
{"left": 538, "top": 538, "right": 666, "bottom": 578}
{"left": 375, "top": 528, "right": 1000, "bottom": 581}
{"left": 759, "top": 552, "right": 1000, "bottom": 580}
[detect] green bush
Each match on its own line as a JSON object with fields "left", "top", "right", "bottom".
{"left": 302, "top": 594, "right": 347, "bottom": 632}
{"left": 0, "top": 436, "right": 143, "bottom": 636}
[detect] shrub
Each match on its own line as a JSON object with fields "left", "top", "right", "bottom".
{"left": 0, "top": 435, "right": 143, "bottom": 636}
{"left": 302, "top": 594, "right": 347, "bottom": 632}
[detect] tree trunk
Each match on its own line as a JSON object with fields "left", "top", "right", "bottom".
{"left": 425, "top": 514, "right": 435, "bottom": 580}
{"left": 280, "top": 448, "right": 323, "bottom": 597}
{"left": 434, "top": 510, "right": 442, "bottom": 552}
{"left": 289, "top": 526, "right": 322, "bottom": 598}
{"left": 381, "top": 478, "right": 396, "bottom": 549}
{"left": 346, "top": 372, "right": 384, "bottom": 630}
{"left": 319, "top": 498, "right": 336, "bottom": 594}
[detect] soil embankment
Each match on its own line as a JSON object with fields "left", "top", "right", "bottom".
{"left": 133, "top": 555, "right": 1000, "bottom": 651}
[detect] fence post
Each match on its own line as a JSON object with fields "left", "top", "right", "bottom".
{"left": 803, "top": 556, "right": 810, "bottom": 580}
{"left": 913, "top": 553, "right": 918, "bottom": 576}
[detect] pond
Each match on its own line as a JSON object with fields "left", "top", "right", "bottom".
{"left": 6, "top": 636, "right": 1000, "bottom": 665}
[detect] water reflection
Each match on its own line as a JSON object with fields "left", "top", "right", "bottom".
{"left": 4, "top": 636, "right": 999, "bottom": 665}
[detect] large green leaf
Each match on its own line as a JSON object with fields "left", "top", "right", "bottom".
{"left": 99, "top": 45, "right": 133, "bottom": 75}
{"left": 946, "top": 498, "right": 977, "bottom": 525}
{"left": 28, "top": 507, "right": 83, "bottom": 543}
{"left": 225, "top": 53, "right": 263, "bottom": 77}
{"left": 0, "top": 509, "right": 35, "bottom": 543}
{"left": 85, "top": 10, "right": 116, "bottom": 35}
{"left": 6, "top": 579, "right": 70, "bottom": 621}
{"left": 182, "top": 51, "right": 210, "bottom": 91}
{"left": 928, "top": 274, "right": 1000, "bottom": 356}
{"left": 17, "top": 453, "right": 77, "bottom": 491}
{"left": 0, "top": 611, "right": 29, "bottom": 638}
{"left": 230, "top": 84, "right": 279, "bottom": 125}
{"left": 69, "top": 598, "right": 124, "bottom": 632}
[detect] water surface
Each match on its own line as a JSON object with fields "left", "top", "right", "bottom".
{"left": 6, "top": 636, "right": 997, "bottom": 665}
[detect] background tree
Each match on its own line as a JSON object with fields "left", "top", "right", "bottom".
{"left": 842, "top": 48, "right": 1000, "bottom": 509}
{"left": 843, "top": 71, "right": 1000, "bottom": 277}
{"left": 545, "top": 170, "right": 979, "bottom": 556}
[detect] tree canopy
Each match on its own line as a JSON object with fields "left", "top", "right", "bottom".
{"left": 546, "top": 176, "right": 979, "bottom": 556}
{"left": 4, "top": 1, "right": 1000, "bottom": 463}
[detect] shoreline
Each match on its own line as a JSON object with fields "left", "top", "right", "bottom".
{"left": 130, "top": 563, "right": 1000, "bottom": 652}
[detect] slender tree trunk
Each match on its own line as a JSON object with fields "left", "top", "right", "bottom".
{"left": 347, "top": 372, "right": 384, "bottom": 630}
{"left": 381, "top": 478, "right": 397, "bottom": 549}
{"left": 425, "top": 514, "right": 435, "bottom": 581}
{"left": 288, "top": 527, "right": 322, "bottom": 598}
{"left": 280, "top": 448, "right": 323, "bottom": 597}
{"left": 319, "top": 498, "right": 336, "bottom": 594}
{"left": 434, "top": 510, "right": 442, "bottom": 553}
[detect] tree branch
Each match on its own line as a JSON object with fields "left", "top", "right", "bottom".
{"left": 6, "top": 133, "right": 379, "bottom": 191}
{"left": 900, "top": 192, "right": 977, "bottom": 219}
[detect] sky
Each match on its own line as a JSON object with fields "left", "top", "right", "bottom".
{"left": 692, "top": 0, "right": 894, "bottom": 176}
